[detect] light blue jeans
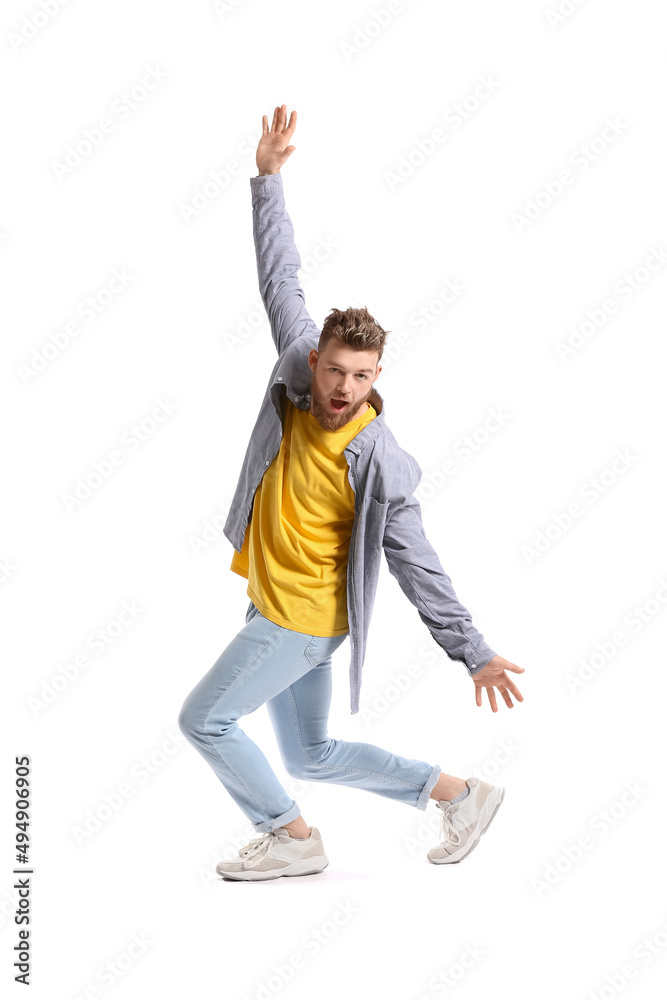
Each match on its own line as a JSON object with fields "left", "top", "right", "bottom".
{"left": 178, "top": 601, "right": 441, "bottom": 832}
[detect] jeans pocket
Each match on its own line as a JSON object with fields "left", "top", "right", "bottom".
{"left": 304, "top": 632, "right": 348, "bottom": 667}
{"left": 245, "top": 600, "right": 260, "bottom": 625}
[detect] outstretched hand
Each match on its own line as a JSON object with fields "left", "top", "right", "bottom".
{"left": 472, "top": 655, "right": 525, "bottom": 711}
{"left": 257, "top": 104, "right": 297, "bottom": 176}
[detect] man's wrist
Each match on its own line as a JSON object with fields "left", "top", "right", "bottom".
{"left": 258, "top": 170, "right": 280, "bottom": 176}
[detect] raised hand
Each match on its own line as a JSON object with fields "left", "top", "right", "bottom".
{"left": 257, "top": 104, "right": 297, "bottom": 176}
{"left": 472, "top": 654, "right": 525, "bottom": 711}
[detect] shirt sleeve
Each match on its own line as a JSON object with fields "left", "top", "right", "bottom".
{"left": 382, "top": 495, "right": 497, "bottom": 675}
{"left": 250, "top": 173, "right": 321, "bottom": 355}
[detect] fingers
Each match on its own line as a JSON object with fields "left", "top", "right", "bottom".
{"left": 474, "top": 675, "right": 524, "bottom": 710}
{"left": 261, "top": 114, "right": 268, "bottom": 135}
{"left": 284, "top": 109, "right": 297, "bottom": 138}
{"left": 505, "top": 679, "right": 524, "bottom": 702}
{"left": 268, "top": 104, "right": 296, "bottom": 136}
{"left": 499, "top": 686, "right": 514, "bottom": 709}
{"left": 505, "top": 661, "right": 525, "bottom": 673}
{"left": 276, "top": 103, "right": 287, "bottom": 132}
{"left": 488, "top": 681, "right": 522, "bottom": 709}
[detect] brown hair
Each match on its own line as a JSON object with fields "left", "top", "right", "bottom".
{"left": 318, "top": 306, "right": 389, "bottom": 364}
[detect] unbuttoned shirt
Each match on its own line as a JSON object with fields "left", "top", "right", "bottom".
{"left": 223, "top": 172, "right": 497, "bottom": 715}
{"left": 230, "top": 393, "right": 377, "bottom": 637}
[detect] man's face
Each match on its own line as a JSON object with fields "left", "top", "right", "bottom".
{"left": 308, "top": 340, "right": 382, "bottom": 431}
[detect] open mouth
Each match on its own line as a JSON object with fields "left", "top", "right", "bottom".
{"left": 330, "top": 398, "right": 348, "bottom": 411}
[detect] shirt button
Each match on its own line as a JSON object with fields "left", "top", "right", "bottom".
{"left": 265, "top": 460, "right": 269, "bottom": 466}
{"left": 277, "top": 376, "right": 283, "bottom": 381}
{"left": 305, "top": 393, "right": 310, "bottom": 398}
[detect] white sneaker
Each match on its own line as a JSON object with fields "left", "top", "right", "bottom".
{"left": 216, "top": 826, "right": 328, "bottom": 881}
{"left": 428, "top": 777, "right": 505, "bottom": 864}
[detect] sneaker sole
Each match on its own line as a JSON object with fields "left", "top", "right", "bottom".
{"left": 217, "top": 858, "right": 329, "bottom": 881}
{"left": 428, "top": 787, "right": 506, "bottom": 865}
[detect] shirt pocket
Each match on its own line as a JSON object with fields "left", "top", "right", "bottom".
{"left": 361, "top": 496, "right": 390, "bottom": 575}
{"left": 363, "top": 495, "right": 390, "bottom": 525}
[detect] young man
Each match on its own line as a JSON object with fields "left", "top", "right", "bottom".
{"left": 178, "top": 105, "right": 525, "bottom": 881}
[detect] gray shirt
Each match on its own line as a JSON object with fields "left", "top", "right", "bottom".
{"left": 224, "top": 173, "right": 497, "bottom": 714}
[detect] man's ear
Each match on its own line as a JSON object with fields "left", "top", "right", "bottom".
{"left": 308, "top": 348, "right": 318, "bottom": 372}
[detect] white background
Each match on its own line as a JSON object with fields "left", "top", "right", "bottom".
{"left": 3, "top": 0, "right": 667, "bottom": 997}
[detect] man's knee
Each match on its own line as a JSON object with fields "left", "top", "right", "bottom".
{"left": 283, "top": 742, "right": 332, "bottom": 779}
{"left": 178, "top": 700, "right": 238, "bottom": 741}
{"left": 177, "top": 701, "right": 197, "bottom": 740}
{"left": 178, "top": 695, "right": 210, "bottom": 740}
{"left": 283, "top": 758, "right": 310, "bottom": 780}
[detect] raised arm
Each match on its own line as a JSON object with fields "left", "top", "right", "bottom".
{"left": 251, "top": 105, "right": 320, "bottom": 355}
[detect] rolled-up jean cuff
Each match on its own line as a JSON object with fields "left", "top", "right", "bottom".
{"left": 253, "top": 800, "right": 302, "bottom": 834}
{"left": 416, "top": 763, "right": 441, "bottom": 811}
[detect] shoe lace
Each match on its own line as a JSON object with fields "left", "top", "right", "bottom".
{"left": 439, "top": 804, "right": 462, "bottom": 847}
{"left": 238, "top": 830, "right": 285, "bottom": 861}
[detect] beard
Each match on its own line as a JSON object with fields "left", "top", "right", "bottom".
{"left": 309, "top": 374, "right": 374, "bottom": 431}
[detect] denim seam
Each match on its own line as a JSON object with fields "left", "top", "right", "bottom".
{"left": 287, "top": 684, "right": 425, "bottom": 790}
{"left": 287, "top": 683, "right": 319, "bottom": 767}
{"left": 417, "top": 762, "right": 442, "bottom": 811}
{"left": 304, "top": 636, "right": 320, "bottom": 668}
{"left": 304, "top": 635, "right": 345, "bottom": 667}
{"left": 258, "top": 801, "right": 301, "bottom": 833}
{"left": 202, "top": 622, "right": 285, "bottom": 816}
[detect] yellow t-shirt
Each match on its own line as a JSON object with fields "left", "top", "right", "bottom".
{"left": 230, "top": 394, "right": 377, "bottom": 636}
